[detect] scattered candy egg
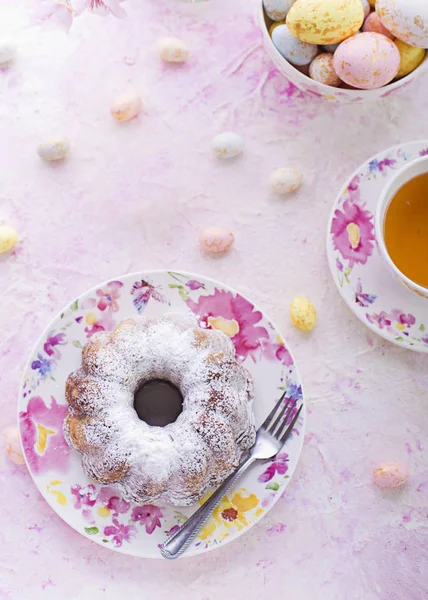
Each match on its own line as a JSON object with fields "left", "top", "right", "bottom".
{"left": 110, "top": 94, "right": 142, "bottom": 122}
{"left": 394, "top": 40, "right": 425, "bottom": 78}
{"left": 37, "top": 137, "right": 70, "bottom": 162}
{"left": 290, "top": 296, "right": 317, "bottom": 331}
{"left": 157, "top": 37, "right": 190, "bottom": 63}
{"left": 4, "top": 427, "right": 25, "bottom": 465}
{"left": 212, "top": 132, "right": 244, "bottom": 160}
{"left": 270, "top": 167, "right": 303, "bottom": 194}
{"left": 362, "top": 12, "right": 394, "bottom": 40}
{"left": 0, "top": 225, "right": 18, "bottom": 254}
{"left": 309, "top": 53, "right": 341, "bottom": 86}
{"left": 263, "top": 0, "right": 295, "bottom": 21}
{"left": 199, "top": 227, "right": 234, "bottom": 254}
{"left": 286, "top": 0, "right": 364, "bottom": 45}
{"left": 377, "top": 0, "right": 428, "bottom": 49}
{"left": 360, "top": 0, "right": 370, "bottom": 19}
{"left": 333, "top": 33, "right": 400, "bottom": 89}
{"left": 373, "top": 462, "right": 409, "bottom": 488}
{"left": 271, "top": 24, "right": 318, "bottom": 66}
{"left": 0, "top": 42, "right": 15, "bottom": 66}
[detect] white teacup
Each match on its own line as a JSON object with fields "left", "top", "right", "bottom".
{"left": 375, "top": 155, "right": 428, "bottom": 299}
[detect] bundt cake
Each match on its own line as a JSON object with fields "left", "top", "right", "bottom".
{"left": 63, "top": 313, "right": 256, "bottom": 506}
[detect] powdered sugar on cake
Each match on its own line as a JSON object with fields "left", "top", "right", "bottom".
{"left": 64, "top": 313, "right": 256, "bottom": 506}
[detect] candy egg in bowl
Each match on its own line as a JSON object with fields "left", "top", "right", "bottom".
{"left": 260, "top": 0, "right": 428, "bottom": 102}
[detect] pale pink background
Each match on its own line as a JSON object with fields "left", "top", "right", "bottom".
{"left": 1, "top": 1, "right": 428, "bottom": 599}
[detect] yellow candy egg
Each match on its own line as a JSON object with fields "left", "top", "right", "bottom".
{"left": 286, "top": 0, "right": 364, "bottom": 45}
{"left": 290, "top": 296, "right": 317, "bottom": 331}
{"left": 199, "top": 227, "right": 235, "bottom": 254}
{"left": 4, "top": 427, "right": 25, "bottom": 465}
{"left": 269, "top": 167, "right": 303, "bottom": 194}
{"left": 373, "top": 462, "right": 409, "bottom": 488}
{"left": 394, "top": 40, "right": 425, "bottom": 78}
{"left": 0, "top": 225, "right": 18, "bottom": 254}
{"left": 377, "top": 0, "right": 428, "bottom": 49}
{"left": 110, "top": 94, "right": 142, "bottom": 122}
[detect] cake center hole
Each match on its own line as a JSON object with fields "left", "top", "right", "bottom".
{"left": 133, "top": 380, "right": 183, "bottom": 427}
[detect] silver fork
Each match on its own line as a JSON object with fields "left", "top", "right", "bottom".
{"left": 160, "top": 393, "right": 303, "bottom": 559}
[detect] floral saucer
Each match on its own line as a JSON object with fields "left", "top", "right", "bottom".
{"left": 18, "top": 270, "right": 305, "bottom": 558}
{"left": 327, "top": 141, "right": 428, "bottom": 353}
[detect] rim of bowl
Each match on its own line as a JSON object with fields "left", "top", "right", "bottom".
{"left": 375, "top": 155, "right": 428, "bottom": 296}
{"left": 260, "top": 4, "right": 428, "bottom": 99}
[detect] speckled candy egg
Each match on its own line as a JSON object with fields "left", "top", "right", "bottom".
{"left": 377, "top": 0, "right": 428, "bottom": 49}
{"left": 333, "top": 33, "right": 400, "bottom": 89}
{"left": 4, "top": 427, "right": 25, "bottom": 465}
{"left": 395, "top": 39, "right": 425, "bottom": 78}
{"left": 199, "top": 227, "right": 234, "bottom": 254}
{"left": 37, "top": 137, "right": 70, "bottom": 161}
{"left": 271, "top": 24, "right": 318, "bottom": 66}
{"left": 373, "top": 462, "right": 409, "bottom": 488}
{"left": 0, "top": 225, "right": 18, "bottom": 254}
{"left": 157, "top": 37, "right": 189, "bottom": 63}
{"left": 212, "top": 132, "right": 244, "bottom": 160}
{"left": 110, "top": 94, "right": 142, "bottom": 122}
{"left": 309, "top": 53, "right": 341, "bottom": 86}
{"left": 263, "top": 0, "right": 295, "bottom": 21}
{"left": 270, "top": 167, "right": 303, "bottom": 194}
{"left": 286, "top": 0, "right": 364, "bottom": 45}
{"left": 290, "top": 296, "right": 317, "bottom": 331}
{"left": 362, "top": 12, "right": 394, "bottom": 40}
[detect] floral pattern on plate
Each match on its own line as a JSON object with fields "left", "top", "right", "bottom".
{"left": 18, "top": 270, "right": 305, "bottom": 558}
{"left": 327, "top": 141, "right": 428, "bottom": 352}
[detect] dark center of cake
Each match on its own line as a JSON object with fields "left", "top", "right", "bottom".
{"left": 133, "top": 380, "right": 183, "bottom": 426}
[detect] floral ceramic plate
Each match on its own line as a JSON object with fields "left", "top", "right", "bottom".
{"left": 18, "top": 270, "right": 305, "bottom": 558}
{"left": 327, "top": 141, "right": 428, "bottom": 353}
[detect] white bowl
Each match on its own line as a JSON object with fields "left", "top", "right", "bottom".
{"left": 260, "top": 5, "right": 428, "bottom": 103}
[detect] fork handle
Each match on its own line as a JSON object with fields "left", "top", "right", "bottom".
{"left": 160, "top": 454, "right": 256, "bottom": 559}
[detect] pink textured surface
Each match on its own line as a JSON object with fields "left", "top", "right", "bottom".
{"left": 1, "top": 1, "right": 428, "bottom": 598}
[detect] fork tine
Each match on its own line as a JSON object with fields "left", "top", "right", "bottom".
{"left": 273, "top": 401, "right": 296, "bottom": 439}
{"left": 261, "top": 391, "right": 286, "bottom": 430}
{"left": 279, "top": 404, "right": 303, "bottom": 444}
{"left": 268, "top": 399, "right": 291, "bottom": 434}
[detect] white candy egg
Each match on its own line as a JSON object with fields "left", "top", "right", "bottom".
{"left": 37, "top": 137, "right": 70, "bottom": 161}
{"left": 309, "top": 53, "right": 341, "bottom": 86}
{"left": 157, "top": 37, "right": 190, "bottom": 63}
{"left": 212, "top": 132, "right": 244, "bottom": 160}
{"left": 0, "top": 225, "right": 18, "bottom": 254}
{"left": 110, "top": 94, "right": 142, "bottom": 122}
{"left": 199, "top": 227, "right": 235, "bottom": 254}
{"left": 0, "top": 42, "right": 15, "bottom": 66}
{"left": 272, "top": 24, "right": 318, "bottom": 66}
{"left": 263, "top": 0, "right": 295, "bottom": 21}
{"left": 270, "top": 167, "right": 303, "bottom": 194}
{"left": 377, "top": 0, "right": 428, "bottom": 49}
{"left": 4, "top": 427, "right": 25, "bottom": 465}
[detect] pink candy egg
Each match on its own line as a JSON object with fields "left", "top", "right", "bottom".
{"left": 333, "top": 33, "right": 400, "bottom": 89}
{"left": 199, "top": 227, "right": 234, "bottom": 254}
{"left": 373, "top": 462, "right": 409, "bottom": 488}
{"left": 4, "top": 427, "right": 25, "bottom": 465}
{"left": 362, "top": 12, "right": 394, "bottom": 40}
